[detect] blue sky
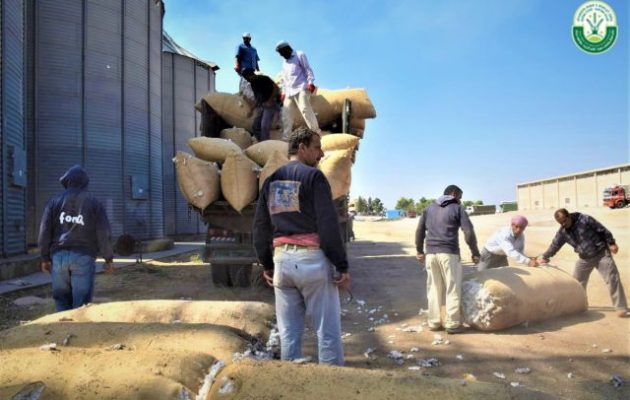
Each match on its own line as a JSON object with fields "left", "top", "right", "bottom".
{"left": 163, "top": 0, "right": 628, "bottom": 209}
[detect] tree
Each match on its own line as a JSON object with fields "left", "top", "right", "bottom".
{"left": 356, "top": 196, "right": 368, "bottom": 214}
{"left": 367, "top": 197, "right": 373, "bottom": 215}
{"left": 415, "top": 197, "right": 434, "bottom": 214}
{"left": 372, "top": 198, "right": 384, "bottom": 215}
{"left": 395, "top": 197, "right": 414, "bottom": 211}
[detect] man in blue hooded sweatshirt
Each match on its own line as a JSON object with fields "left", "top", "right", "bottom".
{"left": 415, "top": 185, "right": 480, "bottom": 334}
{"left": 38, "top": 165, "right": 114, "bottom": 311}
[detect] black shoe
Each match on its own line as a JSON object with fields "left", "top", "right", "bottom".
{"left": 428, "top": 325, "right": 442, "bottom": 331}
{"left": 446, "top": 326, "right": 465, "bottom": 334}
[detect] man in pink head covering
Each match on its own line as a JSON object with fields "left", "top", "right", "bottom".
{"left": 476, "top": 215, "right": 538, "bottom": 271}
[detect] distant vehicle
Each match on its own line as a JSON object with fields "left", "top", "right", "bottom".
{"left": 499, "top": 201, "right": 518, "bottom": 212}
{"left": 603, "top": 185, "right": 630, "bottom": 209}
{"left": 465, "top": 204, "right": 496, "bottom": 216}
{"left": 407, "top": 210, "right": 417, "bottom": 218}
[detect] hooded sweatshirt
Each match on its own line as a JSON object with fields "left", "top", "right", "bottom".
{"left": 38, "top": 165, "right": 114, "bottom": 262}
{"left": 415, "top": 195, "right": 480, "bottom": 257}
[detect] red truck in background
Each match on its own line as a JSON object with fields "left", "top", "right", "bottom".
{"left": 603, "top": 185, "right": 630, "bottom": 209}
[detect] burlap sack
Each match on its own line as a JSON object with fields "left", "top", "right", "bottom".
{"left": 462, "top": 265, "right": 588, "bottom": 331}
{"left": 0, "top": 320, "right": 250, "bottom": 400}
{"left": 188, "top": 137, "right": 242, "bottom": 163}
{"left": 173, "top": 151, "right": 220, "bottom": 210}
{"left": 221, "top": 153, "right": 259, "bottom": 212}
{"left": 196, "top": 92, "right": 255, "bottom": 131}
{"left": 30, "top": 300, "right": 275, "bottom": 339}
{"left": 321, "top": 133, "right": 360, "bottom": 152}
{"left": 350, "top": 117, "right": 365, "bottom": 130}
{"left": 207, "top": 360, "right": 548, "bottom": 400}
{"left": 221, "top": 127, "right": 253, "bottom": 150}
{"left": 287, "top": 88, "right": 376, "bottom": 129}
{"left": 318, "top": 149, "right": 353, "bottom": 200}
{"left": 245, "top": 140, "right": 288, "bottom": 166}
{"left": 259, "top": 150, "right": 290, "bottom": 191}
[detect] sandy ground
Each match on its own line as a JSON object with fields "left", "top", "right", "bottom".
{"left": 0, "top": 207, "right": 628, "bottom": 399}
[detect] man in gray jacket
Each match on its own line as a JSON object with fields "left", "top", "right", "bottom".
{"left": 415, "top": 185, "right": 480, "bottom": 334}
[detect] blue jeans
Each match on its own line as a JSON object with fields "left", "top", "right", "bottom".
{"left": 273, "top": 247, "right": 344, "bottom": 365}
{"left": 51, "top": 250, "right": 97, "bottom": 311}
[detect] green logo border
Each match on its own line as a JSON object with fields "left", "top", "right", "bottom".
{"left": 572, "top": 1, "right": 618, "bottom": 54}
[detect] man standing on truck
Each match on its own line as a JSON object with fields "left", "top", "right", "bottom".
{"left": 38, "top": 165, "right": 114, "bottom": 311}
{"left": 241, "top": 68, "right": 281, "bottom": 141}
{"left": 415, "top": 185, "right": 480, "bottom": 334}
{"left": 253, "top": 127, "right": 349, "bottom": 365}
{"left": 539, "top": 209, "right": 629, "bottom": 318}
{"left": 275, "top": 41, "right": 320, "bottom": 140}
{"left": 234, "top": 32, "right": 259, "bottom": 76}
{"left": 476, "top": 215, "right": 538, "bottom": 270}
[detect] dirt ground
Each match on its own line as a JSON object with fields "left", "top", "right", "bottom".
{"left": 1, "top": 207, "right": 628, "bottom": 399}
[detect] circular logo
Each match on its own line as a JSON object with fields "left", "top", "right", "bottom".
{"left": 572, "top": 1, "right": 618, "bottom": 54}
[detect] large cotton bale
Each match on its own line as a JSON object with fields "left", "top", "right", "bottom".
{"left": 321, "top": 133, "right": 360, "bottom": 152}
{"left": 350, "top": 117, "right": 365, "bottom": 130}
{"left": 207, "top": 360, "right": 550, "bottom": 400}
{"left": 30, "top": 300, "right": 275, "bottom": 339}
{"left": 188, "top": 137, "right": 242, "bottom": 163}
{"left": 462, "top": 265, "right": 588, "bottom": 331}
{"left": 287, "top": 88, "right": 376, "bottom": 129}
{"left": 196, "top": 92, "right": 255, "bottom": 131}
{"left": 259, "top": 150, "right": 290, "bottom": 191}
{"left": 319, "top": 149, "right": 353, "bottom": 200}
{"left": 173, "top": 151, "right": 220, "bottom": 210}
{"left": 222, "top": 153, "right": 259, "bottom": 212}
{"left": 245, "top": 140, "right": 288, "bottom": 166}
{"left": 221, "top": 127, "right": 253, "bottom": 149}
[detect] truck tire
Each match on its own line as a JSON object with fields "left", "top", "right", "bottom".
{"left": 211, "top": 264, "right": 231, "bottom": 287}
{"left": 229, "top": 264, "right": 253, "bottom": 288}
{"left": 616, "top": 200, "right": 625, "bottom": 209}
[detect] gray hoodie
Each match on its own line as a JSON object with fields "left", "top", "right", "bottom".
{"left": 415, "top": 195, "right": 480, "bottom": 257}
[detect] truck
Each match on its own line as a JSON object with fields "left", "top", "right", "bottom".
{"left": 198, "top": 100, "right": 355, "bottom": 287}
{"left": 200, "top": 198, "right": 351, "bottom": 287}
{"left": 603, "top": 185, "right": 630, "bottom": 209}
{"left": 465, "top": 204, "right": 496, "bottom": 216}
{"left": 499, "top": 201, "right": 518, "bottom": 212}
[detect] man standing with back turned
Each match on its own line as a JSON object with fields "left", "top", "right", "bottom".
{"left": 38, "top": 165, "right": 114, "bottom": 311}
{"left": 253, "top": 128, "right": 349, "bottom": 365}
{"left": 539, "top": 208, "right": 629, "bottom": 318}
{"left": 416, "top": 185, "right": 480, "bottom": 334}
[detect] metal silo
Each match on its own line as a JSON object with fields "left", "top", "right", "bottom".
{"left": 26, "top": 0, "right": 164, "bottom": 242}
{"left": 1, "top": 0, "right": 27, "bottom": 257}
{"left": 162, "top": 31, "right": 217, "bottom": 236}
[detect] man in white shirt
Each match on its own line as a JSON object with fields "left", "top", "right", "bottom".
{"left": 275, "top": 41, "right": 320, "bottom": 140}
{"left": 477, "top": 215, "right": 538, "bottom": 270}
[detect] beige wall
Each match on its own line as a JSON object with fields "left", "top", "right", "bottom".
{"left": 558, "top": 178, "right": 576, "bottom": 209}
{"left": 517, "top": 165, "right": 630, "bottom": 210}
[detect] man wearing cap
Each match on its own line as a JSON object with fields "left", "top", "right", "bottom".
{"left": 476, "top": 215, "right": 538, "bottom": 271}
{"left": 235, "top": 32, "right": 259, "bottom": 76}
{"left": 275, "top": 41, "right": 320, "bottom": 140}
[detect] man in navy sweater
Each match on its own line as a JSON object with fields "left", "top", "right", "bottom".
{"left": 253, "top": 128, "right": 349, "bottom": 365}
{"left": 416, "top": 185, "right": 480, "bottom": 334}
{"left": 38, "top": 165, "right": 114, "bottom": 311}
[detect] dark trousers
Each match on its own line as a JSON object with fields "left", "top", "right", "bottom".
{"left": 252, "top": 104, "right": 279, "bottom": 141}
{"left": 574, "top": 251, "right": 628, "bottom": 310}
{"left": 476, "top": 248, "right": 508, "bottom": 271}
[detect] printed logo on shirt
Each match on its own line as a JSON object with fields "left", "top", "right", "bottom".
{"left": 572, "top": 1, "right": 617, "bottom": 54}
{"left": 59, "top": 211, "right": 85, "bottom": 226}
{"left": 268, "top": 181, "right": 301, "bottom": 214}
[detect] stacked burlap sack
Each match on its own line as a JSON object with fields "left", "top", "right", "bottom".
{"left": 175, "top": 133, "right": 361, "bottom": 213}
{"left": 195, "top": 87, "right": 376, "bottom": 138}
{"left": 462, "top": 265, "right": 587, "bottom": 331}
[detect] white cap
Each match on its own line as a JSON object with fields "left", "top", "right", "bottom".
{"left": 242, "top": 32, "right": 251, "bottom": 38}
{"left": 275, "top": 40, "right": 290, "bottom": 51}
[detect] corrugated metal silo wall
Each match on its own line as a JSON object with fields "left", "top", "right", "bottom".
{"left": 161, "top": 52, "right": 215, "bottom": 236}
{"left": 28, "top": 0, "right": 163, "bottom": 244}
{"left": 1, "top": 0, "right": 27, "bottom": 257}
